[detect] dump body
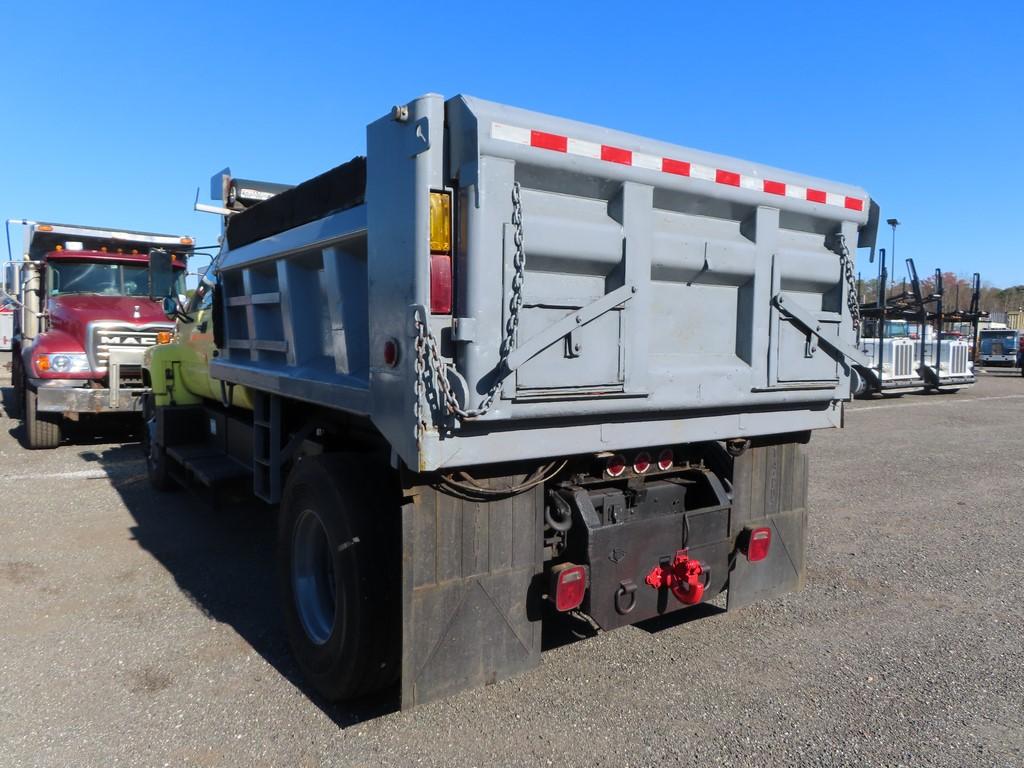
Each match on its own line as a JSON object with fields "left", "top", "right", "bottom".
{"left": 212, "top": 94, "right": 876, "bottom": 471}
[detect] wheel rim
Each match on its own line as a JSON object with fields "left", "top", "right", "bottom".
{"left": 291, "top": 508, "right": 337, "bottom": 646}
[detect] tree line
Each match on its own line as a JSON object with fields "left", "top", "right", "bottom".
{"left": 857, "top": 271, "right": 1024, "bottom": 315}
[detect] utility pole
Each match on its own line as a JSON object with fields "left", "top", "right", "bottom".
{"left": 886, "top": 218, "right": 900, "bottom": 292}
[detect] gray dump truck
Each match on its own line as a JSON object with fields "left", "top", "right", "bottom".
{"left": 143, "top": 93, "right": 879, "bottom": 708}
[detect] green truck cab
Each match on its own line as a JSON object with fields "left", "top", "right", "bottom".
{"left": 141, "top": 274, "right": 253, "bottom": 489}
{"left": 144, "top": 276, "right": 251, "bottom": 410}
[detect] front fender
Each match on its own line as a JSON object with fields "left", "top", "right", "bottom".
{"left": 144, "top": 342, "right": 202, "bottom": 406}
{"left": 24, "top": 330, "right": 94, "bottom": 380}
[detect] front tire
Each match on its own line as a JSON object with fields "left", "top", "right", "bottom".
{"left": 24, "top": 387, "right": 61, "bottom": 449}
{"left": 277, "top": 454, "right": 400, "bottom": 702}
{"left": 141, "top": 409, "right": 177, "bottom": 491}
{"left": 9, "top": 352, "right": 24, "bottom": 418}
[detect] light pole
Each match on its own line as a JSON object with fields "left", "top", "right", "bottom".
{"left": 886, "top": 218, "right": 900, "bottom": 292}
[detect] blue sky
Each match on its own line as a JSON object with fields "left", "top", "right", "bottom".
{"left": 1, "top": 2, "right": 1021, "bottom": 286}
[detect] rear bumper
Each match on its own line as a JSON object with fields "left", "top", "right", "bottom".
{"left": 33, "top": 382, "right": 144, "bottom": 413}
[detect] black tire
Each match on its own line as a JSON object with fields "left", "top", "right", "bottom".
{"left": 141, "top": 409, "right": 177, "bottom": 492}
{"left": 277, "top": 453, "right": 400, "bottom": 701}
{"left": 9, "top": 353, "right": 23, "bottom": 418}
{"left": 850, "top": 368, "right": 868, "bottom": 398}
{"left": 24, "top": 387, "right": 61, "bottom": 449}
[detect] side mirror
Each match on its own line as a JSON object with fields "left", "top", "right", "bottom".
{"left": 162, "top": 295, "right": 178, "bottom": 320}
{"left": 148, "top": 249, "right": 174, "bottom": 300}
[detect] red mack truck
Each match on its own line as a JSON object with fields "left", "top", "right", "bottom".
{"left": 3, "top": 220, "right": 192, "bottom": 448}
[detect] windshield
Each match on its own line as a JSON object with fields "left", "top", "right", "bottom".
{"left": 981, "top": 332, "right": 1017, "bottom": 343}
{"left": 48, "top": 261, "right": 185, "bottom": 298}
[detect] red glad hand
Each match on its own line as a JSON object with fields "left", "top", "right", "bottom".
{"left": 644, "top": 551, "right": 706, "bottom": 605}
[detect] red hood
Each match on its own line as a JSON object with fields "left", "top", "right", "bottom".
{"left": 47, "top": 294, "right": 172, "bottom": 341}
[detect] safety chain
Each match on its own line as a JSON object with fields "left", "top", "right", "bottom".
{"left": 414, "top": 181, "right": 527, "bottom": 437}
{"left": 836, "top": 233, "right": 861, "bottom": 336}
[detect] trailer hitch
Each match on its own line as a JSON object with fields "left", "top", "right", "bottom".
{"left": 644, "top": 550, "right": 708, "bottom": 605}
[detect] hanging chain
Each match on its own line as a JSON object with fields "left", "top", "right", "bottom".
{"left": 414, "top": 181, "right": 527, "bottom": 437}
{"left": 836, "top": 233, "right": 861, "bottom": 335}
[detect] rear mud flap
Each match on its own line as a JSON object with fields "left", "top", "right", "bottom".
{"left": 400, "top": 481, "right": 543, "bottom": 708}
{"left": 727, "top": 440, "right": 808, "bottom": 611}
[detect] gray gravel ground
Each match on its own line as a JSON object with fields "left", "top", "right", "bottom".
{"left": 1, "top": 368, "right": 1022, "bottom": 767}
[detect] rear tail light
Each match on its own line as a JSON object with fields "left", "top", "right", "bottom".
{"left": 605, "top": 454, "right": 626, "bottom": 477}
{"left": 657, "top": 449, "right": 674, "bottom": 471}
{"left": 741, "top": 526, "right": 772, "bottom": 562}
{"left": 550, "top": 563, "right": 587, "bottom": 612}
{"left": 429, "top": 191, "right": 451, "bottom": 253}
{"left": 429, "top": 254, "right": 452, "bottom": 314}
{"left": 633, "top": 452, "right": 651, "bottom": 474}
{"left": 428, "top": 190, "right": 453, "bottom": 314}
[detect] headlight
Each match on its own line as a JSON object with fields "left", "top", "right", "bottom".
{"left": 35, "top": 353, "right": 91, "bottom": 374}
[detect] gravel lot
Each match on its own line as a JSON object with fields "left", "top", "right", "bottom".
{"left": 1, "top": 369, "right": 1022, "bottom": 767}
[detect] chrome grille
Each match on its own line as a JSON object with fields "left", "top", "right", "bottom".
{"left": 893, "top": 342, "right": 914, "bottom": 378}
{"left": 949, "top": 343, "right": 968, "bottom": 376}
{"left": 88, "top": 323, "right": 169, "bottom": 371}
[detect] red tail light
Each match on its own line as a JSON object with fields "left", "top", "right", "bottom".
{"left": 742, "top": 526, "right": 772, "bottom": 562}
{"left": 606, "top": 454, "right": 626, "bottom": 477}
{"left": 551, "top": 563, "right": 587, "bottom": 612}
{"left": 633, "top": 452, "right": 651, "bottom": 474}
{"left": 429, "top": 254, "right": 453, "bottom": 314}
{"left": 657, "top": 449, "right": 674, "bottom": 471}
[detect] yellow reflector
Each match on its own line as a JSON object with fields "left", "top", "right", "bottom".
{"left": 156, "top": 331, "right": 172, "bottom": 344}
{"left": 429, "top": 191, "right": 451, "bottom": 254}
{"left": 37, "top": 224, "right": 53, "bottom": 232}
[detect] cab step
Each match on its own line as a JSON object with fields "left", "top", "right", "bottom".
{"left": 167, "top": 443, "right": 250, "bottom": 487}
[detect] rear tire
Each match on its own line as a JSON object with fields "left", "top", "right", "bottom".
{"left": 277, "top": 453, "right": 400, "bottom": 701}
{"left": 24, "top": 387, "right": 61, "bottom": 449}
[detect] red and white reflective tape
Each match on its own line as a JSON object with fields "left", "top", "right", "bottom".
{"left": 491, "top": 122, "right": 864, "bottom": 213}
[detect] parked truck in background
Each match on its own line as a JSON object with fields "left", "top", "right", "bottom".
{"left": 852, "top": 262, "right": 977, "bottom": 397}
{"left": 3, "top": 221, "right": 192, "bottom": 448}
{"left": 978, "top": 328, "right": 1021, "bottom": 367}
{"left": 143, "top": 93, "right": 879, "bottom": 708}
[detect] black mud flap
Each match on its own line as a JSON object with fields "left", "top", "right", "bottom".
{"left": 727, "top": 440, "right": 808, "bottom": 611}
{"left": 400, "top": 481, "right": 543, "bottom": 709}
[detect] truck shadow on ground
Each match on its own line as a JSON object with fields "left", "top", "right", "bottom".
{"left": 12, "top": 401, "right": 725, "bottom": 725}
{"left": 1, "top": 382, "right": 142, "bottom": 447}
{"left": 86, "top": 444, "right": 399, "bottom": 727}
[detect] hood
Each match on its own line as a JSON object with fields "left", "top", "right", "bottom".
{"left": 47, "top": 294, "right": 171, "bottom": 341}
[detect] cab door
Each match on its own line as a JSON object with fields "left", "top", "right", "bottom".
{"left": 178, "top": 280, "right": 220, "bottom": 401}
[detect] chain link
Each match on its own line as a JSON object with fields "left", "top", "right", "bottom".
{"left": 414, "top": 181, "right": 527, "bottom": 437}
{"left": 836, "top": 233, "right": 861, "bottom": 336}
